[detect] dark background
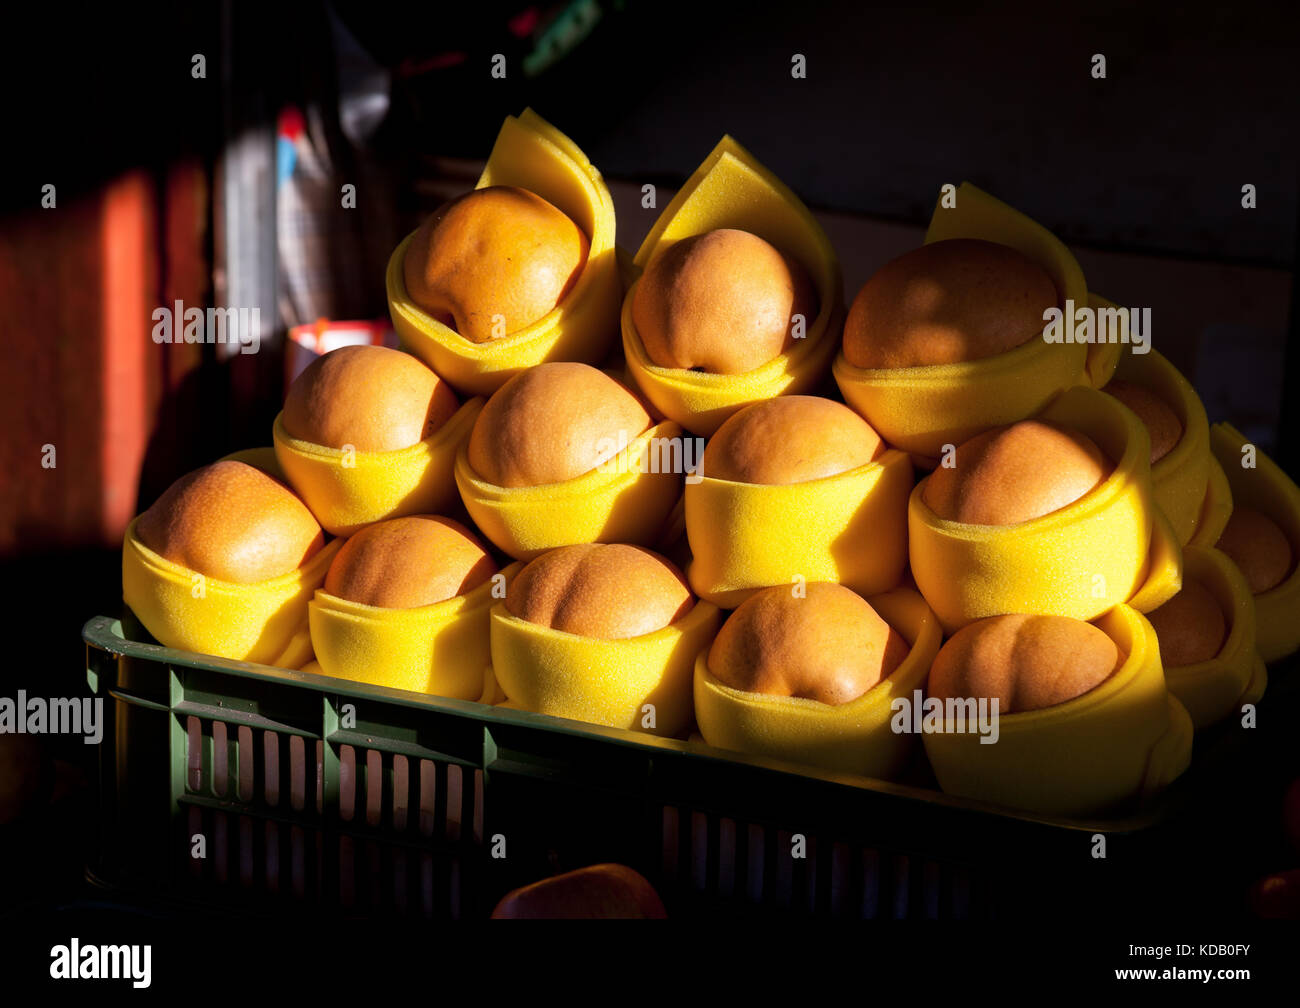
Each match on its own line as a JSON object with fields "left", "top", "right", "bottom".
{"left": 4, "top": 1, "right": 1296, "bottom": 257}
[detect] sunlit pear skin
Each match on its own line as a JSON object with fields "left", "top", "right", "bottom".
{"left": 707, "top": 583, "right": 907, "bottom": 705}
{"left": 843, "top": 238, "right": 1058, "bottom": 370}
{"left": 323, "top": 515, "right": 496, "bottom": 609}
{"left": 282, "top": 344, "right": 459, "bottom": 453}
{"left": 135, "top": 460, "right": 325, "bottom": 584}
{"left": 702, "top": 395, "right": 884, "bottom": 485}
{"left": 922, "top": 420, "right": 1110, "bottom": 526}
{"left": 505, "top": 543, "right": 693, "bottom": 640}
{"left": 404, "top": 185, "right": 589, "bottom": 343}
{"left": 633, "top": 228, "right": 817, "bottom": 374}
{"left": 928, "top": 613, "right": 1122, "bottom": 714}
{"left": 467, "top": 362, "right": 651, "bottom": 488}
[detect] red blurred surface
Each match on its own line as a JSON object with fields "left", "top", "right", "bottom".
{"left": 0, "top": 163, "right": 209, "bottom": 555}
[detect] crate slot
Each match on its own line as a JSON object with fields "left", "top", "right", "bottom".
{"left": 420, "top": 851, "right": 435, "bottom": 918}
{"left": 861, "top": 847, "right": 880, "bottom": 918}
{"left": 213, "top": 721, "right": 229, "bottom": 798}
{"left": 830, "top": 841, "right": 850, "bottom": 916}
{"left": 290, "top": 824, "right": 307, "bottom": 900}
{"left": 289, "top": 734, "right": 307, "bottom": 812}
{"left": 187, "top": 805, "right": 204, "bottom": 883}
{"left": 774, "top": 829, "right": 793, "bottom": 909}
{"left": 365, "top": 748, "right": 383, "bottom": 827}
{"left": 746, "top": 823, "right": 764, "bottom": 904}
{"left": 923, "top": 860, "right": 941, "bottom": 919}
{"left": 339, "top": 834, "right": 355, "bottom": 907}
{"left": 186, "top": 716, "right": 204, "bottom": 792}
{"left": 239, "top": 814, "right": 255, "bottom": 889}
{"left": 890, "top": 853, "right": 910, "bottom": 919}
{"left": 690, "top": 810, "right": 708, "bottom": 892}
{"left": 340, "top": 745, "right": 357, "bottom": 822}
{"left": 446, "top": 763, "right": 464, "bottom": 843}
{"left": 393, "top": 847, "right": 408, "bottom": 913}
{"left": 661, "top": 805, "right": 678, "bottom": 879}
{"left": 718, "top": 817, "right": 736, "bottom": 897}
{"left": 264, "top": 731, "right": 281, "bottom": 807}
{"left": 213, "top": 810, "right": 228, "bottom": 885}
{"left": 472, "top": 767, "right": 484, "bottom": 844}
{"left": 238, "top": 725, "right": 254, "bottom": 804}
{"left": 264, "top": 819, "right": 280, "bottom": 895}
{"left": 952, "top": 864, "right": 971, "bottom": 919}
{"left": 418, "top": 758, "right": 437, "bottom": 837}
{"left": 801, "top": 834, "right": 819, "bottom": 915}
{"left": 392, "top": 755, "right": 409, "bottom": 831}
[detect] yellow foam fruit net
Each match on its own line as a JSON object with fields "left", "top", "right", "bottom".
{"left": 455, "top": 419, "right": 686, "bottom": 560}
{"left": 1189, "top": 455, "right": 1234, "bottom": 548}
{"left": 308, "top": 561, "right": 523, "bottom": 701}
{"left": 685, "top": 448, "right": 913, "bottom": 608}
{"left": 834, "top": 183, "right": 1121, "bottom": 466}
{"left": 220, "top": 445, "right": 290, "bottom": 480}
{"left": 620, "top": 136, "right": 843, "bottom": 437}
{"left": 1209, "top": 422, "right": 1300, "bottom": 662}
{"left": 1157, "top": 545, "right": 1265, "bottom": 730}
{"left": 909, "top": 384, "right": 1182, "bottom": 633}
{"left": 386, "top": 109, "right": 622, "bottom": 397}
{"left": 122, "top": 515, "right": 342, "bottom": 670}
{"left": 693, "top": 587, "right": 941, "bottom": 779}
{"left": 272, "top": 397, "right": 483, "bottom": 537}
{"left": 488, "top": 598, "right": 721, "bottom": 737}
{"left": 922, "top": 604, "right": 1193, "bottom": 817}
{"left": 1103, "top": 344, "right": 1221, "bottom": 546}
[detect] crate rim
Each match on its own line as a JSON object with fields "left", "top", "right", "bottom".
{"left": 83, "top": 613, "right": 1192, "bottom": 837}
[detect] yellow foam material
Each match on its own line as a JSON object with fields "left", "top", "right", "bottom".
{"left": 1106, "top": 347, "right": 1213, "bottom": 545}
{"left": 272, "top": 398, "right": 483, "bottom": 537}
{"left": 685, "top": 449, "right": 912, "bottom": 608}
{"left": 386, "top": 109, "right": 621, "bottom": 397}
{"left": 1081, "top": 307, "right": 1124, "bottom": 390}
{"left": 694, "top": 588, "right": 941, "bottom": 779}
{"left": 834, "top": 184, "right": 1118, "bottom": 465}
{"left": 122, "top": 516, "right": 341, "bottom": 668}
{"left": 480, "top": 663, "right": 508, "bottom": 706}
{"left": 1159, "top": 546, "right": 1265, "bottom": 729}
{"left": 219, "top": 446, "right": 289, "bottom": 481}
{"left": 909, "top": 385, "right": 1182, "bottom": 632}
{"left": 1188, "top": 456, "right": 1234, "bottom": 548}
{"left": 308, "top": 561, "right": 523, "bottom": 700}
{"left": 620, "top": 136, "right": 843, "bottom": 437}
{"left": 489, "top": 598, "right": 721, "bottom": 737}
{"left": 1209, "top": 423, "right": 1300, "bottom": 661}
{"left": 1244, "top": 655, "right": 1268, "bottom": 707}
{"left": 455, "top": 419, "right": 685, "bottom": 560}
{"left": 923, "top": 604, "right": 1193, "bottom": 816}
{"left": 655, "top": 494, "right": 688, "bottom": 552}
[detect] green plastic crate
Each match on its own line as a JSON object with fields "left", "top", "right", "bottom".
{"left": 83, "top": 613, "right": 1265, "bottom": 921}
